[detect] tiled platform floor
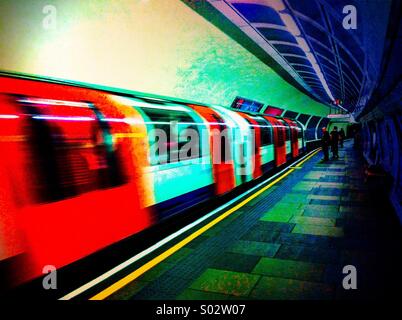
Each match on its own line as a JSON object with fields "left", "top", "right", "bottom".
{"left": 108, "top": 141, "right": 402, "bottom": 300}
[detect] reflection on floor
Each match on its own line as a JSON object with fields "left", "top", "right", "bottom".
{"left": 108, "top": 141, "right": 402, "bottom": 300}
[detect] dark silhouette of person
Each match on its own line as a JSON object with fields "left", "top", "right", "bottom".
{"left": 321, "top": 127, "right": 330, "bottom": 161}
{"left": 353, "top": 127, "right": 361, "bottom": 149}
{"left": 330, "top": 126, "right": 340, "bottom": 159}
{"left": 339, "top": 128, "right": 346, "bottom": 147}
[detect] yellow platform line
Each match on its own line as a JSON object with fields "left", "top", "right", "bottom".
{"left": 89, "top": 149, "right": 320, "bottom": 300}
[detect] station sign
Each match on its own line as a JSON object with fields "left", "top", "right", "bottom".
{"left": 264, "top": 105, "right": 284, "bottom": 116}
{"left": 231, "top": 97, "right": 264, "bottom": 113}
{"left": 327, "top": 113, "right": 351, "bottom": 119}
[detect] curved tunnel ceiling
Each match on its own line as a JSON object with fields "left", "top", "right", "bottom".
{"left": 198, "top": 0, "right": 393, "bottom": 115}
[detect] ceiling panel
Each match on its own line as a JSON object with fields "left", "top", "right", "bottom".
{"left": 203, "top": 0, "right": 394, "bottom": 114}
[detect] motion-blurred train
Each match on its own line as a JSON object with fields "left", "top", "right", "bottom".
{"left": 0, "top": 72, "right": 319, "bottom": 286}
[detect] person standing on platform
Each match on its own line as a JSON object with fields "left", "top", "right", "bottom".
{"left": 339, "top": 128, "right": 346, "bottom": 147}
{"left": 321, "top": 127, "right": 330, "bottom": 161}
{"left": 353, "top": 127, "right": 361, "bottom": 149}
{"left": 330, "top": 126, "right": 340, "bottom": 159}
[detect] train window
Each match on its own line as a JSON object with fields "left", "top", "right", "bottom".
{"left": 297, "top": 114, "right": 310, "bottom": 125}
{"left": 285, "top": 120, "right": 300, "bottom": 141}
{"left": 277, "top": 124, "right": 285, "bottom": 146}
{"left": 297, "top": 125, "right": 303, "bottom": 139}
{"left": 17, "top": 97, "right": 126, "bottom": 203}
{"left": 306, "top": 116, "right": 321, "bottom": 140}
{"left": 260, "top": 127, "right": 272, "bottom": 146}
{"left": 283, "top": 110, "right": 298, "bottom": 119}
{"left": 140, "top": 107, "right": 202, "bottom": 165}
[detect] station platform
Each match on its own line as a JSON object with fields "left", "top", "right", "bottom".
{"left": 90, "top": 141, "right": 401, "bottom": 300}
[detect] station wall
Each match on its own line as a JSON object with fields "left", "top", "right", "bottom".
{"left": 0, "top": 0, "right": 329, "bottom": 116}
{"left": 361, "top": 114, "right": 402, "bottom": 221}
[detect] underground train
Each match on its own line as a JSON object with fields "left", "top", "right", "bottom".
{"left": 0, "top": 73, "right": 314, "bottom": 286}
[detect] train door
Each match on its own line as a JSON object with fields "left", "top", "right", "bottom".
{"left": 236, "top": 112, "right": 262, "bottom": 179}
{"left": 263, "top": 116, "right": 287, "bottom": 166}
{"left": 252, "top": 116, "right": 275, "bottom": 173}
{"left": 295, "top": 121, "right": 305, "bottom": 153}
{"left": 210, "top": 105, "right": 254, "bottom": 184}
{"left": 283, "top": 118, "right": 299, "bottom": 158}
{"left": 279, "top": 119, "right": 292, "bottom": 161}
{"left": 187, "top": 104, "right": 235, "bottom": 196}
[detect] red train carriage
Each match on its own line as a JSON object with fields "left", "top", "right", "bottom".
{"left": 0, "top": 76, "right": 153, "bottom": 283}
{"left": 0, "top": 73, "right": 307, "bottom": 287}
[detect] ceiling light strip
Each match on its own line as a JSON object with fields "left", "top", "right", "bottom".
{"left": 273, "top": 0, "right": 335, "bottom": 102}
{"left": 207, "top": 0, "right": 321, "bottom": 101}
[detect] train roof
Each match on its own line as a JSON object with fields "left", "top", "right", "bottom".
{"left": 0, "top": 70, "right": 304, "bottom": 125}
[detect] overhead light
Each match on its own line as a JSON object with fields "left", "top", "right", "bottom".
{"left": 111, "top": 95, "right": 189, "bottom": 112}
{"left": 101, "top": 118, "right": 143, "bottom": 125}
{"left": 32, "top": 115, "right": 95, "bottom": 122}
{"left": 305, "top": 52, "right": 317, "bottom": 65}
{"left": 210, "top": 0, "right": 327, "bottom": 102}
{"left": 0, "top": 114, "right": 19, "bottom": 119}
{"left": 267, "top": 0, "right": 286, "bottom": 12}
{"left": 296, "top": 37, "right": 310, "bottom": 52}
{"left": 311, "top": 61, "right": 319, "bottom": 69}
{"left": 279, "top": 13, "right": 301, "bottom": 36}
{"left": 17, "top": 98, "right": 89, "bottom": 108}
{"left": 264, "top": 3, "right": 336, "bottom": 103}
